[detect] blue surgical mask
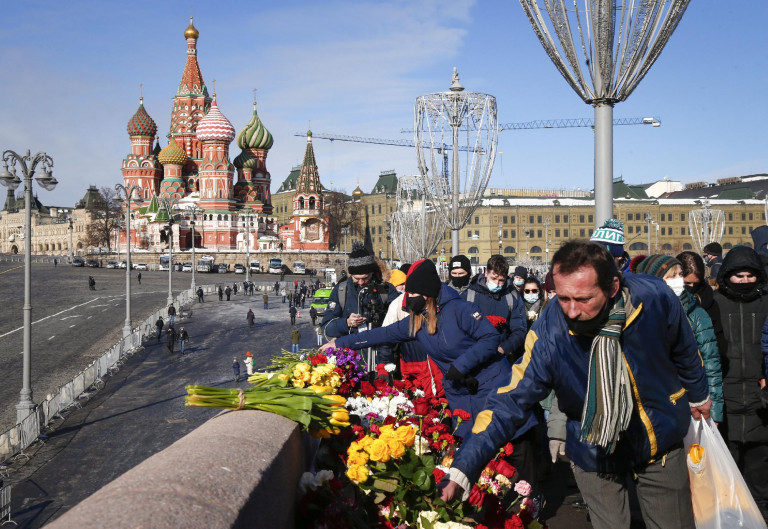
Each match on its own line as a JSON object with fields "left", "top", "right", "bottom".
{"left": 513, "top": 278, "right": 524, "bottom": 287}
{"left": 487, "top": 279, "right": 502, "bottom": 293}
{"left": 524, "top": 293, "right": 539, "bottom": 304}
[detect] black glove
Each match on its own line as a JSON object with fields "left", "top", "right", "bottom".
{"left": 464, "top": 376, "right": 479, "bottom": 394}
{"left": 446, "top": 365, "right": 465, "bottom": 384}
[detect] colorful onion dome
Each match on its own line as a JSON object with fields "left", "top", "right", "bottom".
{"left": 158, "top": 136, "right": 189, "bottom": 166}
{"left": 237, "top": 102, "right": 273, "bottom": 151}
{"left": 196, "top": 97, "right": 235, "bottom": 142}
{"left": 233, "top": 149, "right": 256, "bottom": 170}
{"left": 153, "top": 136, "right": 162, "bottom": 157}
{"left": 184, "top": 17, "right": 199, "bottom": 39}
{"left": 126, "top": 98, "right": 157, "bottom": 138}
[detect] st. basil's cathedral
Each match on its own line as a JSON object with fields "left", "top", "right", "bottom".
{"left": 120, "top": 17, "right": 329, "bottom": 255}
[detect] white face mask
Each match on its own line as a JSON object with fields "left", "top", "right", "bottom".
{"left": 665, "top": 277, "right": 685, "bottom": 297}
{"left": 524, "top": 293, "right": 539, "bottom": 304}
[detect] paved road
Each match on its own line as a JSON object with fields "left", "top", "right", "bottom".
{"left": 2, "top": 273, "right": 592, "bottom": 529}
{"left": 0, "top": 261, "right": 307, "bottom": 432}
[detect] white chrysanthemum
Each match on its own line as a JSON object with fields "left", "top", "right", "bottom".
{"left": 417, "top": 511, "right": 439, "bottom": 529}
{"left": 413, "top": 388, "right": 425, "bottom": 398}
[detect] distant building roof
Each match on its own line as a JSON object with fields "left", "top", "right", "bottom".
{"left": 666, "top": 174, "right": 768, "bottom": 200}
{"left": 370, "top": 170, "right": 398, "bottom": 194}
{"left": 613, "top": 179, "right": 648, "bottom": 199}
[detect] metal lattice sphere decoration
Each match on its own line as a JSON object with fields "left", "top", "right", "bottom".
{"left": 688, "top": 200, "right": 725, "bottom": 255}
{"left": 519, "top": 0, "right": 690, "bottom": 225}
{"left": 415, "top": 69, "right": 498, "bottom": 256}
{"left": 391, "top": 175, "right": 444, "bottom": 263}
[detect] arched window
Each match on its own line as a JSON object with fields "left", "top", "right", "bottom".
{"left": 723, "top": 242, "right": 733, "bottom": 249}
{"left": 504, "top": 246, "right": 516, "bottom": 254}
{"left": 217, "top": 214, "right": 222, "bottom": 221}
{"left": 683, "top": 243, "right": 692, "bottom": 250}
{"left": 743, "top": 242, "right": 753, "bottom": 248}
{"left": 224, "top": 214, "right": 228, "bottom": 221}
{"left": 309, "top": 197, "right": 316, "bottom": 209}
{"left": 468, "top": 246, "right": 480, "bottom": 266}
{"left": 662, "top": 243, "right": 673, "bottom": 251}
{"left": 530, "top": 246, "right": 542, "bottom": 253}
{"left": 629, "top": 242, "right": 648, "bottom": 251}
{"left": 298, "top": 197, "right": 305, "bottom": 209}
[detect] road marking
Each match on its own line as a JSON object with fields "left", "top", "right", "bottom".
{"left": 87, "top": 316, "right": 92, "bottom": 319}
{"left": 0, "top": 265, "right": 24, "bottom": 274}
{"left": 69, "top": 324, "right": 77, "bottom": 328}
{"left": 60, "top": 315, "right": 82, "bottom": 321}
{"left": 0, "top": 298, "right": 100, "bottom": 338}
{"left": 48, "top": 336, "right": 55, "bottom": 340}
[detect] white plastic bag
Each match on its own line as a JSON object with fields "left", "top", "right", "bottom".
{"left": 683, "top": 417, "right": 767, "bottom": 529}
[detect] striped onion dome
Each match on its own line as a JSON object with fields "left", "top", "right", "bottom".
{"left": 233, "top": 149, "right": 256, "bottom": 169}
{"left": 237, "top": 102, "right": 273, "bottom": 151}
{"left": 158, "top": 136, "right": 189, "bottom": 166}
{"left": 196, "top": 97, "right": 235, "bottom": 142}
{"left": 126, "top": 98, "right": 157, "bottom": 138}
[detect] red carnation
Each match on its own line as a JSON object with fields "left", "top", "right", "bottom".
{"left": 360, "top": 381, "right": 376, "bottom": 397}
{"left": 501, "top": 442, "right": 514, "bottom": 456}
{"left": 352, "top": 424, "right": 366, "bottom": 440}
{"left": 373, "top": 377, "right": 389, "bottom": 391}
{"left": 413, "top": 397, "right": 431, "bottom": 416}
{"left": 433, "top": 467, "right": 446, "bottom": 483}
{"left": 311, "top": 354, "right": 327, "bottom": 365}
{"left": 468, "top": 484, "right": 486, "bottom": 506}
{"left": 495, "top": 459, "right": 516, "bottom": 479}
{"left": 504, "top": 514, "right": 524, "bottom": 529}
{"left": 383, "top": 415, "right": 397, "bottom": 426}
{"left": 518, "top": 508, "right": 534, "bottom": 526}
{"left": 453, "top": 409, "right": 471, "bottom": 422}
{"left": 369, "top": 424, "right": 381, "bottom": 435}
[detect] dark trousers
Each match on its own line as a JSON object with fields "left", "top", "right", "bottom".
{"left": 290, "top": 316, "right": 296, "bottom": 325}
{"left": 571, "top": 446, "right": 695, "bottom": 529}
{"left": 728, "top": 440, "right": 768, "bottom": 518}
{"left": 507, "top": 424, "right": 542, "bottom": 495}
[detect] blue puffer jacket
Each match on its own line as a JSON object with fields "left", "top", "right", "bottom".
{"left": 679, "top": 289, "right": 724, "bottom": 423}
{"left": 334, "top": 284, "right": 536, "bottom": 438}
{"left": 451, "top": 274, "right": 709, "bottom": 480}
{"left": 461, "top": 274, "right": 527, "bottom": 359}
{"left": 320, "top": 277, "right": 398, "bottom": 339}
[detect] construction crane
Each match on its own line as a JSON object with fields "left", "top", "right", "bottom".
{"left": 398, "top": 116, "right": 661, "bottom": 133}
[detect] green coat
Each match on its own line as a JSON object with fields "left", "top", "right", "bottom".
{"left": 680, "top": 289, "right": 725, "bottom": 422}
{"left": 291, "top": 329, "right": 301, "bottom": 345}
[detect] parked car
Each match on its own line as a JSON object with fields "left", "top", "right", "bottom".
{"left": 71, "top": 257, "right": 85, "bottom": 267}
{"left": 173, "top": 263, "right": 183, "bottom": 272}
{"left": 182, "top": 262, "right": 193, "bottom": 272}
{"left": 311, "top": 288, "right": 333, "bottom": 316}
{"left": 134, "top": 263, "right": 148, "bottom": 271}
{"left": 118, "top": 261, "right": 127, "bottom": 269}
{"left": 86, "top": 259, "right": 99, "bottom": 268}
{"left": 217, "top": 263, "right": 229, "bottom": 273}
{"left": 106, "top": 261, "right": 118, "bottom": 269}
{"left": 234, "top": 264, "right": 245, "bottom": 274}
{"left": 249, "top": 261, "right": 260, "bottom": 274}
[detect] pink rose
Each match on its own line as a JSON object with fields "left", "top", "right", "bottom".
{"left": 513, "top": 480, "right": 532, "bottom": 497}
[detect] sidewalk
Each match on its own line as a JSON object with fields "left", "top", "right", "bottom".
{"left": 5, "top": 288, "right": 592, "bottom": 528}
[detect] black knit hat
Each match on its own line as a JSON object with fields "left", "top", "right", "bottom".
{"left": 513, "top": 266, "right": 528, "bottom": 279}
{"left": 703, "top": 242, "right": 723, "bottom": 256}
{"left": 347, "top": 241, "right": 378, "bottom": 275}
{"left": 405, "top": 259, "right": 442, "bottom": 298}
{"left": 448, "top": 255, "right": 471, "bottom": 275}
{"left": 399, "top": 263, "right": 412, "bottom": 274}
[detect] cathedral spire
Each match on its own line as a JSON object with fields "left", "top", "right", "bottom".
{"left": 177, "top": 16, "right": 207, "bottom": 97}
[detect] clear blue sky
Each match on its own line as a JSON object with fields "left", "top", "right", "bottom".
{"left": 1, "top": 1, "right": 766, "bottom": 207}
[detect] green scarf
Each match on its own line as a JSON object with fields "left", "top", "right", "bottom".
{"left": 578, "top": 290, "right": 633, "bottom": 454}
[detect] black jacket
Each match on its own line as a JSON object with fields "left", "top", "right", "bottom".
{"left": 714, "top": 245, "right": 768, "bottom": 443}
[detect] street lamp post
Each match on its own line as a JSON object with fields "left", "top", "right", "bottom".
{"left": 240, "top": 211, "right": 253, "bottom": 283}
{"left": 0, "top": 149, "right": 57, "bottom": 423}
{"left": 498, "top": 222, "right": 503, "bottom": 255}
{"left": 187, "top": 205, "right": 202, "bottom": 292}
{"left": 160, "top": 198, "right": 178, "bottom": 306}
{"left": 115, "top": 184, "right": 142, "bottom": 338}
{"left": 68, "top": 216, "right": 74, "bottom": 262}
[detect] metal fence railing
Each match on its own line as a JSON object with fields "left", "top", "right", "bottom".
{"left": 0, "top": 285, "right": 217, "bottom": 464}
{"left": 0, "top": 484, "right": 13, "bottom": 525}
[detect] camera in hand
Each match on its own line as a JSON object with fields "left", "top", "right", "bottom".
{"left": 358, "top": 281, "right": 389, "bottom": 328}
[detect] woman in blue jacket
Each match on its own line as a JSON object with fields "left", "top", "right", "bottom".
{"left": 320, "top": 259, "right": 532, "bottom": 439}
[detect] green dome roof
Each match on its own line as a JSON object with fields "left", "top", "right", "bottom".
{"left": 158, "top": 136, "right": 188, "bottom": 166}
{"left": 127, "top": 99, "right": 157, "bottom": 138}
{"left": 237, "top": 103, "right": 273, "bottom": 151}
{"left": 233, "top": 149, "right": 256, "bottom": 169}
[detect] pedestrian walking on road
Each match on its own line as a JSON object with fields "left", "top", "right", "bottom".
{"left": 218, "top": 286, "right": 224, "bottom": 301}
{"left": 243, "top": 280, "right": 249, "bottom": 295}
{"left": 289, "top": 304, "right": 297, "bottom": 325}
{"left": 244, "top": 351, "right": 254, "bottom": 376}
{"left": 316, "top": 325, "right": 323, "bottom": 346}
{"left": 291, "top": 327, "right": 301, "bottom": 354}
{"left": 166, "top": 326, "right": 177, "bottom": 353}
{"left": 247, "top": 308, "right": 255, "bottom": 327}
{"left": 53, "top": 258, "right": 57, "bottom": 267}
{"left": 281, "top": 287, "right": 287, "bottom": 303}
{"left": 137, "top": 272, "right": 142, "bottom": 284}
{"left": 197, "top": 287, "right": 204, "bottom": 303}
{"left": 232, "top": 358, "right": 241, "bottom": 383}
{"left": 155, "top": 316, "right": 164, "bottom": 342}
{"left": 309, "top": 306, "right": 318, "bottom": 326}
{"left": 225, "top": 286, "right": 232, "bottom": 301}
{"left": 300, "top": 292, "right": 306, "bottom": 309}
{"left": 178, "top": 327, "right": 189, "bottom": 354}
{"left": 88, "top": 276, "right": 96, "bottom": 290}
{"left": 249, "top": 282, "right": 254, "bottom": 296}
{"left": 167, "top": 304, "right": 176, "bottom": 327}
{"left": 262, "top": 292, "right": 269, "bottom": 310}
{"left": 233, "top": 283, "right": 238, "bottom": 296}
{"left": 274, "top": 281, "right": 280, "bottom": 294}
{"left": 287, "top": 291, "right": 293, "bottom": 305}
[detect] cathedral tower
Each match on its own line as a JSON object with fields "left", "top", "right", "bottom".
{"left": 122, "top": 98, "right": 162, "bottom": 200}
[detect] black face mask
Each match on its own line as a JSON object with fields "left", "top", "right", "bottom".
{"left": 727, "top": 281, "right": 758, "bottom": 295}
{"left": 404, "top": 295, "right": 427, "bottom": 314}
{"left": 450, "top": 275, "right": 470, "bottom": 289}
{"left": 563, "top": 298, "right": 612, "bottom": 336}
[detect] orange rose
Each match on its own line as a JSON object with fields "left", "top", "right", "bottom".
{"left": 395, "top": 425, "right": 416, "bottom": 446}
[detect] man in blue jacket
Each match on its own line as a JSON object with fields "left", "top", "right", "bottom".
{"left": 461, "top": 254, "right": 527, "bottom": 362}
{"left": 441, "top": 240, "right": 711, "bottom": 529}
{"left": 320, "top": 241, "right": 397, "bottom": 341}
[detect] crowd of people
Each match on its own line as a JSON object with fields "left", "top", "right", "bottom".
{"left": 312, "top": 222, "right": 767, "bottom": 527}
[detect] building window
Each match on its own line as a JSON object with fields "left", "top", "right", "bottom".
{"left": 475, "top": 216, "right": 479, "bottom": 225}
{"left": 579, "top": 215, "right": 584, "bottom": 223}
{"left": 729, "top": 213, "right": 733, "bottom": 221}
{"left": 627, "top": 213, "right": 633, "bottom": 221}
{"left": 660, "top": 213, "right": 665, "bottom": 222}
{"left": 628, "top": 226, "right": 633, "bottom": 234}
{"left": 511, "top": 229, "right": 516, "bottom": 238}
{"left": 537, "top": 229, "right": 542, "bottom": 238}
{"left": 749, "top": 212, "right": 754, "bottom": 221}
{"left": 564, "top": 215, "right": 568, "bottom": 223}
{"left": 564, "top": 229, "right": 568, "bottom": 237}
{"left": 504, "top": 246, "right": 516, "bottom": 254}
{"left": 529, "top": 215, "right": 533, "bottom": 224}
{"left": 555, "top": 215, "right": 560, "bottom": 223}
{"left": 661, "top": 227, "right": 666, "bottom": 236}
{"left": 580, "top": 229, "right": 585, "bottom": 237}
{"left": 588, "top": 215, "right": 594, "bottom": 223}
{"left": 511, "top": 216, "right": 516, "bottom": 223}
{"left": 467, "top": 230, "right": 472, "bottom": 238}
{"left": 680, "top": 213, "right": 685, "bottom": 221}
{"left": 503, "top": 216, "right": 508, "bottom": 223}
{"left": 503, "top": 230, "right": 508, "bottom": 238}
{"left": 474, "top": 230, "right": 479, "bottom": 237}
{"left": 555, "top": 229, "right": 560, "bottom": 237}
{"left": 742, "top": 227, "right": 746, "bottom": 234}
{"left": 681, "top": 227, "right": 685, "bottom": 235}
{"left": 742, "top": 213, "right": 746, "bottom": 221}
{"left": 378, "top": 226, "right": 382, "bottom": 234}
{"left": 378, "top": 204, "right": 381, "bottom": 214}
{"left": 729, "top": 227, "right": 733, "bottom": 234}
{"left": 537, "top": 215, "right": 542, "bottom": 223}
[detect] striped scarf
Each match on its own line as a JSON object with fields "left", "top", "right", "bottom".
{"left": 578, "top": 291, "right": 633, "bottom": 454}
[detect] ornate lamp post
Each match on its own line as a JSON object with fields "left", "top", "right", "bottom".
{"left": 160, "top": 197, "right": 179, "bottom": 305}
{"left": 188, "top": 204, "right": 202, "bottom": 292}
{"left": 67, "top": 215, "right": 75, "bottom": 262}
{"left": 240, "top": 209, "right": 254, "bottom": 283}
{"left": 0, "top": 149, "right": 57, "bottom": 422}
{"left": 115, "top": 184, "right": 143, "bottom": 338}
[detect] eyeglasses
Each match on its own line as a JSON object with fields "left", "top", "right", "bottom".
{"left": 524, "top": 289, "right": 539, "bottom": 294}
